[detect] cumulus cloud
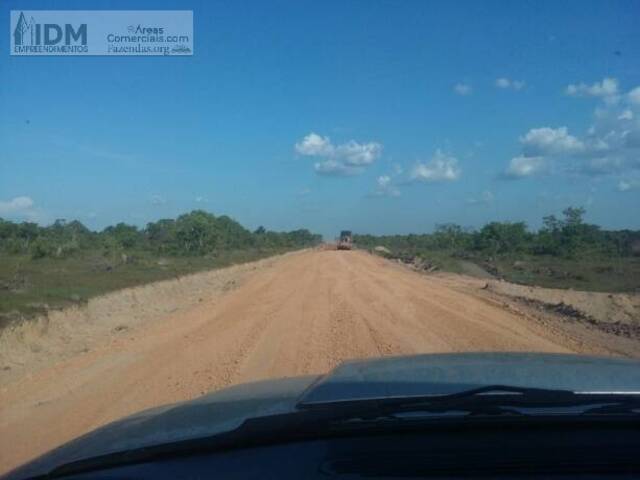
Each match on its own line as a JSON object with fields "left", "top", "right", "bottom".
{"left": 504, "top": 156, "right": 547, "bottom": 178}
{"left": 295, "top": 133, "right": 334, "bottom": 157}
{"left": 453, "top": 83, "right": 472, "bottom": 96}
{"left": 0, "top": 196, "right": 35, "bottom": 215}
{"left": 495, "top": 78, "right": 525, "bottom": 90}
{"left": 296, "top": 132, "right": 382, "bottom": 176}
{"left": 520, "top": 127, "right": 584, "bottom": 156}
{"left": 370, "top": 164, "right": 404, "bottom": 197}
{"left": 577, "top": 92, "right": 640, "bottom": 173}
{"left": 566, "top": 77, "right": 619, "bottom": 103}
{"left": 372, "top": 175, "right": 401, "bottom": 197}
{"left": 314, "top": 159, "right": 361, "bottom": 176}
{"left": 335, "top": 140, "right": 382, "bottom": 166}
{"left": 504, "top": 80, "right": 640, "bottom": 179}
{"left": 410, "top": 150, "right": 461, "bottom": 182}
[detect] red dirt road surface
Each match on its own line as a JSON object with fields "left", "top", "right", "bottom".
{"left": 0, "top": 250, "right": 613, "bottom": 473}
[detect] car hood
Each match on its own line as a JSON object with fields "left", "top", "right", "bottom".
{"left": 4, "top": 375, "right": 320, "bottom": 479}
{"left": 7, "top": 352, "right": 640, "bottom": 479}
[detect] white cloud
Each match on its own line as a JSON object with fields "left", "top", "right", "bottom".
{"left": 453, "top": 83, "right": 472, "bottom": 96}
{"left": 520, "top": 126, "right": 584, "bottom": 156}
{"left": 0, "top": 196, "right": 35, "bottom": 215}
{"left": 296, "top": 132, "right": 382, "bottom": 176}
{"left": 580, "top": 101, "right": 640, "bottom": 173}
{"left": 294, "top": 132, "right": 334, "bottom": 156}
{"left": 504, "top": 82, "right": 640, "bottom": 179}
{"left": 373, "top": 175, "right": 400, "bottom": 197}
{"left": 628, "top": 86, "right": 640, "bottom": 106}
{"left": 371, "top": 164, "right": 404, "bottom": 197}
{"left": 566, "top": 77, "right": 619, "bottom": 100}
{"left": 296, "top": 188, "right": 311, "bottom": 197}
{"left": 505, "top": 156, "right": 547, "bottom": 178}
{"left": 410, "top": 150, "right": 461, "bottom": 182}
{"left": 314, "top": 160, "right": 361, "bottom": 176}
{"left": 495, "top": 78, "right": 525, "bottom": 90}
{"left": 194, "top": 196, "right": 209, "bottom": 203}
{"left": 377, "top": 175, "right": 391, "bottom": 188}
{"left": 335, "top": 140, "right": 382, "bottom": 166}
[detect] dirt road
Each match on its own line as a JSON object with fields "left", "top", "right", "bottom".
{"left": 0, "top": 249, "right": 601, "bottom": 473}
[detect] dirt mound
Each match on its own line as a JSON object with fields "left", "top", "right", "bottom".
{"left": 514, "top": 297, "right": 640, "bottom": 340}
{"left": 485, "top": 280, "right": 640, "bottom": 327}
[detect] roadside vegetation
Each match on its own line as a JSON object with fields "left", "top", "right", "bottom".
{"left": 355, "top": 207, "right": 640, "bottom": 293}
{"left": 0, "top": 210, "right": 321, "bottom": 327}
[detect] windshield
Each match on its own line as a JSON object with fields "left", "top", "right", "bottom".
{"left": 1, "top": 0, "right": 639, "bottom": 475}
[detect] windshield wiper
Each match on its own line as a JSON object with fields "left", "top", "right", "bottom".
{"left": 298, "top": 385, "right": 640, "bottom": 421}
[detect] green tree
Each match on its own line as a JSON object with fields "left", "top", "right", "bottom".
{"left": 102, "top": 223, "right": 141, "bottom": 249}
{"left": 475, "top": 222, "right": 529, "bottom": 254}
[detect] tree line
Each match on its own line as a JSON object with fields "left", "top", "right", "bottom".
{"left": 0, "top": 210, "right": 322, "bottom": 259}
{"left": 354, "top": 207, "right": 640, "bottom": 258}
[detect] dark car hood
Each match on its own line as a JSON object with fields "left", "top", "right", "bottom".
{"left": 7, "top": 352, "right": 640, "bottom": 479}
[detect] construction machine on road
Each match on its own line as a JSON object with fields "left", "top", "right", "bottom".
{"left": 337, "top": 230, "right": 353, "bottom": 250}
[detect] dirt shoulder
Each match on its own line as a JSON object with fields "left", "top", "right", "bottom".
{"left": 0, "top": 250, "right": 305, "bottom": 384}
{"left": 485, "top": 279, "right": 640, "bottom": 326}
{"left": 428, "top": 271, "right": 640, "bottom": 358}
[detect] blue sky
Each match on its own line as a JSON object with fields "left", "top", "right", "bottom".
{"left": 1, "top": 0, "right": 639, "bottom": 238}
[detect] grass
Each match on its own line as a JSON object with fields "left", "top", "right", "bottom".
{"left": 489, "top": 254, "right": 640, "bottom": 292}
{"left": 0, "top": 247, "right": 294, "bottom": 328}
{"left": 370, "top": 248, "right": 640, "bottom": 293}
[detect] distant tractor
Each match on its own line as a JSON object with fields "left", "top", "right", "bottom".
{"left": 337, "top": 230, "right": 353, "bottom": 250}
